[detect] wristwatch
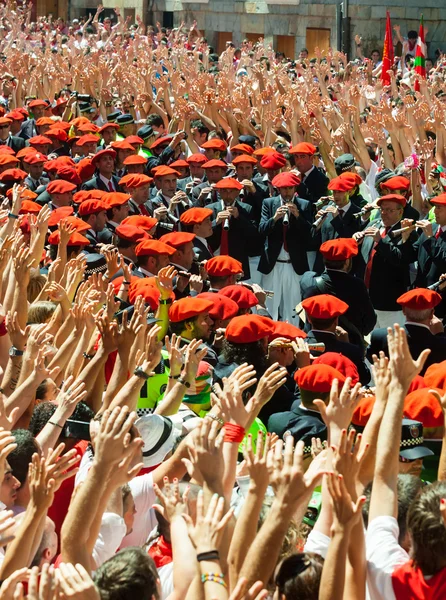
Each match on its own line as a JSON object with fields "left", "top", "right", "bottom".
{"left": 9, "top": 346, "right": 24, "bottom": 357}
{"left": 134, "top": 366, "right": 151, "bottom": 380}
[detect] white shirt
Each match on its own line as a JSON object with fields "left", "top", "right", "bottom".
{"left": 120, "top": 473, "right": 158, "bottom": 548}
{"left": 92, "top": 512, "right": 127, "bottom": 568}
{"left": 405, "top": 321, "right": 431, "bottom": 331}
{"left": 366, "top": 161, "right": 380, "bottom": 201}
{"left": 137, "top": 266, "right": 155, "bottom": 277}
{"left": 338, "top": 202, "right": 351, "bottom": 216}
{"left": 99, "top": 174, "right": 114, "bottom": 190}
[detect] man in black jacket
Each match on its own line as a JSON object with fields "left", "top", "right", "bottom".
{"left": 353, "top": 194, "right": 417, "bottom": 329}
{"left": 300, "top": 237, "right": 376, "bottom": 345}
{"left": 179, "top": 207, "right": 214, "bottom": 262}
{"left": 368, "top": 288, "right": 446, "bottom": 375}
{"left": 18, "top": 99, "right": 47, "bottom": 140}
{"left": 258, "top": 172, "right": 312, "bottom": 322}
{"left": 206, "top": 178, "right": 256, "bottom": 280}
{"left": 0, "top": 117, "right": 25, "bottom": 152}
{"left": 289, "top": 142, "right": 329, "bottom": 205}
{"left": 81, "top": 149, "right": 123, "bottom": 192}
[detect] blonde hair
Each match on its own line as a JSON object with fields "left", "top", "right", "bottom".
{"left": 27, "top": 301, "right": 57, "bottom": 324}
{"left": 27, "top": 270, "right": 47, "bottom": 303}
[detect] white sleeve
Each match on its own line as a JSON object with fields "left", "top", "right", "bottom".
{"left": 92, "top": 512, "right": 126, "bottom": 568}
{"left": 304, "top": 529, "right": 331, "bottom": 559}
{"left": 366, "top": 516, "right": 409, "bottom": 600}
{"left": 159, "top": 562, "right": 174, "bottom": 600}
{"left": 365, "top": 161, "right": 379, "bottom": 201}
{"left": 120, "top": 473, "right": 158, "bottom": 548}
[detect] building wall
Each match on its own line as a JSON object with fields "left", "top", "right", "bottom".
{"left": 68, "top": 0, "right": 446, "bottom": 60}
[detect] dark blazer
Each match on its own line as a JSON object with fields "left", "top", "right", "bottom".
{"left": 258, "top": 195, "right": 313, "bottom": 276}
{"left": 193, "top": 237, "right": 213, "bottom": 262}
{"left": 354, "top": 218, "right": 418, "bottom": 311}
{"left": 97, "top": 224, "right": 115, "bottom": 245}
{"left": 1, "top": 135, "right": 26, "bottom": 152}
{"left": 19, "top": 119, "right": 37, "bottom": 141}
{"left": 300, "top": 268, "right": 377, "bottom": 337}
{"left": 25, "top": 176, "right": 49, "bottom": 192}
{"left": 207, "top": 198, "right": 257, "bottom": 279}
{"left": 147, "top": 192, "right": 189, "bottom": 237}
{"left": 36, "top": 189, "right": 51, "bottom": 206}
{"left": 267, "top": 401, "right": 325, "bottom": 438}
{"left": 368, "top": 323, "right": 446, "bottom": 375}
{"left": 238, "top": 181, "right": 268, "bottom": 256}
{"left": 81, "top": 174, "right": 123, "bottom": 192}
{"left": 297, "top": 167, "right": 329, "bottom": 204}
{"left": 306, "top": 330, "right": 371, "bottom": 385}
{"left": 414, "top": 225, "right": 446, "bottom": 317}
{"left": 191, "top": 182, "right": 219, "bottom": 207}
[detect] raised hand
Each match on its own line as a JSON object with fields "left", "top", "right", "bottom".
{"left": 243, "top": 431, "right": 270, "bottom": 491}
{"left": 57, "top": 563, "right": 100, "bottom": 600}
{"left": 183, "top": 490, "right": 233, "bottom": 553}
{"left": 183, "top": 418, "right": 224, "bottom": 487}
{"left": 313, "top": 378, "right": 361, "bottom": 433}
{"left": 152, "top": 477, "right": 189, "bottom": 522}
{"left": 155, "top": 265, "right": 177, "bottom": 299}
{"left": 387, "top": 324, "right": 430, "bottom": 391}
{"left": 326, "top": 471, "right": 365, "bottom": 533}
{"left": 165, "top": 333, "right": 183, "bottom": 378}
{"left": 332, "top": 428, "right": 369, "bottom": 498}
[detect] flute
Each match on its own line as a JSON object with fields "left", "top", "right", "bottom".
{"left": 391, "top": 221, "right": 427, "bottom": 235}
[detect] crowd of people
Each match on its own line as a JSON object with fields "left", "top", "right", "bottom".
{"left": 0, "top": 3, "right": 444, "bottom": 599}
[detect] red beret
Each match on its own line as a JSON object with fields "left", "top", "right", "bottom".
{"left": 232, "top": 154, "right": 257, "bottom": 165}
{"left": 111, "top": 140, "right": 136, "bottom": 151}
{"left": 6, "top": 188, "right": 37, "bottom": 200}
{"left": 29, "top": 135, "right": 52, "bottom": 147}
{"left": 289, "top": 142, "right": 317, "bottom": 155}
{"left": 16, "top": 147, "right": 37, "bottom": 159}
{"left": 180, "top": 207, "right": 213, "bottom": 225}
{"left": 271, "top": 172, "right": 301, "bottom": 188}
{"left": 376, "top": 194, "right": 407, "bottom": 208}
{"left": 29, "top": 99, "right": 48, "bottom": 108}
{"left": 202, "top": 159, "right": 227, "bottom": 170}
{"left": 205, "top": 256, "right": 243, "bottom": 277}
{"left": 339, "top": 172, "right": 362, "bottom": 187}
{"left": 77, "top": 134, "right": 99, "bottom": 147}
{"left": 78, "top": 199, "right": 107, "bottom": 216}
{"left": 46, "top": 180, "right": 77, "bottom": 195}
{"left": 152, "top": 166, "right": 180, "bottom": 178}
{"left": 76, "top": 157, "right": 96, "bottom": 182}
{"left": 225, "top": 314, "right": 274, "bottom": 344}
{"left": 260, "top": 152, "right": 286, "bottom": 170}
{"left": 328, "top": 175, "right": 354, "bottom": 192}
{"left": 57, "top": 166, "right": 82, "bottom": 185}
{"left": 380, "top": 176, "right": 410, "bottom": 191}
{"left": 47, "top": 206, "right": 74, "bottom": 227}
{"left": 0, "top": 117, "right": 11, "bottom": 126}
{"left": 115, "top": 224, "right": 149, "bottom": 243}
{"left": 169, "top": 297, "right": 214, "bottom": 323}
{"left": 6, "top": 111, "right": 25, "bottom": 121}
{"left": 125, "top": 135, "right": 144, "bottom": 146}
{"left": 128, "top": 281, "right": 162, "bottom": 310}
{"left": 121, "top": 215, "right": 158, "bottom": 231}
{"left": 159, "top": 232, "right": 195, "bottom": 248}
{"left": 320, "top": 238, "right": 358, "bottom": 261}
{"left": 301, "top": 294, "right": 349, "bottom": 319}
{"left": 135, "top": 239, "right": 176, "bottom": 257}
{"left": 231, "top": 144, "right": 254, "bottom": 155}
{"left": 119, "top": 174, "right": 153, "bottom": 188}
{"left": 218, "top": 285, "right": 258, "bottom": 309}
{"left": 19, "top": 200, "right": 41, "bottom": 215}
{"left": 91, "top": 149, "right": 116, "bottom": 165}
{"left": 408, "top": 375, "right": 427, "bottom": 394}
{"left": 35, "top": 117, "right": 54, "bottom": 126}
{"left": 253, "top": 147, "right": 276, "bottom": 157}
{"left": 45, "top": 160, "right": 63, "bottom": 173}
{"left": 186, "top": 153, "right": 208, "bottom": 165}
{"left": 403, "top": 388, "right": 444, "bottom": 428}
{"left": 23, "top": 152, "right": 47, "bottom": 165}
{"left": 99, "top": 123, "right": 120, "bottom": 133}
{"left": 424, "top": 361, "right": 446, "bottom": 391}
{"left": 48, "top": 231, "right": 90, "bottom": 246}
{"left": 430, "top": 193, "right": 446, "bottom": 207}
{"left": 170, "top": 159, "right": 189, "bottom": 169}
{"left": 0, "top": 146, "right": 16, "bottom": 156}
{"left": 0, "top": 155, "right": 19, "bottom": 166}
{"left": 269, "top": 321, "right": 307, "bottom": 341}
{"left": 102, "top": 192, "right": 130, "bottom": 208}
{"left": 123, "top": 154, "right": 148, "bottom": 166}
{"left": 202, "top": 139, "right": 227, "bottom": 152}
{"left": 77, "top": 123, "right": 100, "bottom": 134}
{"left": 397, "top": 288, "right": 442, "bottom": 310}
{"left": 294, "top": 364, "right": 346, "bottom": 392}
{"left": 313, "top": 352, "right": 360, "bottom": 385}
{"left": 63, "top": 216, "right": 91, "bottom": 233}
{"left": 46, "top": 128, "right": 68, "bottom": 142}
{"left": 196, "top": 292, "right": 239, "bottom": 321}
{"left": 73, "top": 190, "right": 105, "bottom": 204}
{"left": 214, "top": 177, "right": 244, "bottom": 190}
{"left": 50, "top": 121, "right": 71, "bottom": 131}
{"left": 352, "top": 395, "right": 375, "bottom": 427}
{"left": 150, "top": 135, "right": 172, "bottom": 150}
{"left": 0, "top": 168, "right": 27, "bottom": 182}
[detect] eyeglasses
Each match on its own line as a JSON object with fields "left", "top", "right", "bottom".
{"left": 0, "top": 125, "right": 9, "bottom": 130}
{"left": 379, "top": 208, "right": 401, "bottom": 214}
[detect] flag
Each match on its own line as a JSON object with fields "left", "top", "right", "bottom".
{"left": 414, "top": 15, "right": 426, "bottom": 89}
{"left": 381, "top": 11, "right": 394, "bottom": 86}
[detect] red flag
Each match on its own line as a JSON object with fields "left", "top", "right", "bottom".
{"left": 381, "top": 11, "right": 394, "bottom": 86}
{"left": 414, "top": 15, "right": 426, "bottom": 90}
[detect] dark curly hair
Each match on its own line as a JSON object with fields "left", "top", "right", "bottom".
{"left": 221, "top": 338, "right": 267, "bottom": 376}
{"left": 29, "top": 401, "right": 95, "bottom": 437}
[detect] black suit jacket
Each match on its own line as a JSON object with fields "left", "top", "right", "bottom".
{"left": 414, "top": 225, "right": 446, "bottom": 317}
{"left": 81, "top": 174, "right": 123, "bottom": 192}
{"left": 355, "top": 218, "right": 418, "bottom": 311}
{"left": 1, "top": 135, "right": 26, "bottom": 152}
{"left": 25, "top": 176, "right": 49, "bottom": 192}
{"left": 19, "top": 119, "right": 37, "bottom": 141}
{"left": 258, "top": 195, "right": 313, "bottom": 276}
{"left": 368, "top": 323, "right": 446, "bottom": 375}
{"left": 300, "top": 269, "right": 376, "bottom": 337}
{"left": 267, "top": 402, "right": 325, "bottom": 438}
{"left": 297, "top": 167, "right": 329, "bottom": 204}
{"left": 306, "top": 330, "right": 371, "bottom": 385}
{"left": 207, "top": 199, "right": 256, "bottom": 279}
{"left": 193, "top": 238, "right": 213, "bottom": 262}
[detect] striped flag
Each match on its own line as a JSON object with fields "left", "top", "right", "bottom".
{"left": 381, "top": 11, "right": 394, "bottom": 86}
{"left": 414, "top": 15, "right": 426, "bottom": 89}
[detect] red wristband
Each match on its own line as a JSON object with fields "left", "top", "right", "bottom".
{"left": 0, "top": 320, "right": 7, "bottom": 337}
{"left": 224, "top": 422, "right": 246, "bottom": 444}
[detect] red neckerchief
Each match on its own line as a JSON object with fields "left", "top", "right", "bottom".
{"left": 148, "top": 535, "right": 173, "bottom": 568}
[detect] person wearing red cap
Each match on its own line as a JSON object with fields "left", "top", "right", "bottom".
{"left": 413, "top": 194, "right": 446, "bottom": 318}
{"left": 46, "top": 179, "right": 77, "bottom": 209}
{"left": 150, "top": 167, "right": 190, "bottom": 232}
{"left": 206, "top": 178, "right": 256, "bottom": 279}
{"left": 23, "top": 153, "right": 49, "bottom": 192}
{"left": 353, "top": 194, "right": 418, "bottom": 329}
{"left": 120, "top": 174, "right": 153, "bottom": 219}
{"left": 0, "top": 116, "right": 25, "bottom": 152}
{"left": 190, "top": 159, "right": 227, "bottom": 205}
{"left": 256, "top": 152, "right": 287, "bottom": 196}
{"left": 180, "top": 207, "right": 214, "bottom": 261}
{"left": 289, "top": 142, "right": 329, "bottom": 205}
{"left": 302, "top": 294, "right": 371, "bottom": 384}
{"left": 19, "top": 100, "right": 47, "bottom": 141}
{"left": 368, "top": 288, "right": 446, "bottom": 374}
{"left": 258, "top": 171, "right": 313, "bottom": 322}
{"left": 160, "top": 232, "right": 200, "bottom": 298}
{"left": 204, "top": 256, "right": 244, "bottom": 292}
{"left": 134, "top": 239, "right": 175, "bottom": 278}
{"left": 168, "top": 297, "right": 215, "bottom": 356}
{"left": 176, "top": 154, "right": 206, "bottom": 194}
{"left": 81, "top": 149, "right": 122, "bottom": 193}
{"left": 78, "top": 199, "right": 108, "bottom": 250}
{"left": 300, "top": 238, "right": 376, "bottom": 346}
{"left": 99, "top": 192, "right": 130, "bottom": 243}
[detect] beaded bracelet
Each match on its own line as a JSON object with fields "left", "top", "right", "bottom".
{"left": 201, "top": 573, "right": 227, "bottom": 588}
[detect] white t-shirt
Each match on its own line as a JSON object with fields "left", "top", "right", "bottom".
{"left": 92, "top": 512, "right": 126, "bottom": 568}
{"left": 366, "top": 516, "right": 409, "bottom": 600}
{"left": 120, "top": 473, "right": 158, "bottom": 548}
{"left": 366, "top": 161, "right": 380, "bottom": 201}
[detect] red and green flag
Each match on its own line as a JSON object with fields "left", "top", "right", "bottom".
{"left": 414, "top": 14, "right": 426, "bottom": 88}
{"left": 381, "top": 11, "right": 394, "bottom": 86}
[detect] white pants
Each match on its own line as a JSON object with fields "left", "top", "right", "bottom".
{"left": 261, "top": 262, "right": 301, "bottom": 322}
{"left": 374, "top": 310, "right": 405, "bottom": 330}
{"left": 247, "top": 256, "right": 262, "bottom": 285}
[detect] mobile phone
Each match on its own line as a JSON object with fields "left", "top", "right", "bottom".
{"left": 61, "top": 419, "right": 91, "bottom": 441}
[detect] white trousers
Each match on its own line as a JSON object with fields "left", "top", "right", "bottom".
{"left": 261, "top": 262, "right": 301, "bottom": 322}
{"left": 247, "top": 256, "right": 262, "bottom": 285}
{"left": 374, "top": 310, "right": 405, "bottom": 330}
